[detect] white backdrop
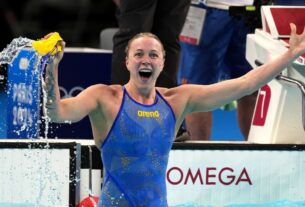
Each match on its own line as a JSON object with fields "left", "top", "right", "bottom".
{"left": 0, "top": 148, "right": 71, "bottom": 206}
{"left": 167, "top": 149, "right": 305, "bottom": 206}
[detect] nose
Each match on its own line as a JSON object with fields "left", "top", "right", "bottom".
{"left": 142, "top": 61, "right": 150, "bottom": 67}
{"left": 141, "top": 55, "right": 151, "bottom": 66}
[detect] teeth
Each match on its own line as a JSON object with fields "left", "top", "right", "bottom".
{"left": 139, "top": 68, "right": 152, "bottom": 73}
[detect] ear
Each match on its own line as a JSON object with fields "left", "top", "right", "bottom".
{"left": 160, "top": 58, "right": 165, "bottom": 70}
{"left": 125, "top": 57, "right": 131, "bottom": 72}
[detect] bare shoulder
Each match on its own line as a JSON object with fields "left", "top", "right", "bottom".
{"left": 85, "top": 84, "right": 123, "bottom": 98}
{"left": 86, "top": 84, "right": 123, "bottom": 123}
{"left": 156, "top": 86, "right": 190, "bottom": 122}
{"left": 156, "top": 85, "right": 190, "bottom": 100}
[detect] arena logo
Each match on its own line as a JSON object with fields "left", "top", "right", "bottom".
{"left": 137, "top": 110, "right": 160, "bottom": 118}
{"left": 167, "top": 166, "right": 252, "bottom": 186}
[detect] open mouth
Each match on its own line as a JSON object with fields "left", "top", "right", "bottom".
{"left": 139, "top": 68, "right": 153, "bottom": 80}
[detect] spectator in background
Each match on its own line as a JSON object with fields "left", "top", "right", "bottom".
{"left": 111, "top": 0, "right": 191, "bottom": 88}
{"left": 177, "top": 0, "right": 271, "bottom": 140}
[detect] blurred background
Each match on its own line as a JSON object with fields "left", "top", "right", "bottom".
{"left": 0, "top": 0, "right": 118, "bottom": 49}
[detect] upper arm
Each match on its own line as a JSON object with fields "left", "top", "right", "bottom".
{"left": 181, "top": 77, "right": 251, "bottom": 113}
{"left": 54, "top": 84, "right": 108, "bottom": 123}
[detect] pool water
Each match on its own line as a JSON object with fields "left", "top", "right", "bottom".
{"left": 0, "top": 203, "right": 46, "bottom": 207}
{"left": 1, "top": 200, "right": 304, "bottom": 207}
{"left": 171, "top": 200, "right": 305, "bottom": 207}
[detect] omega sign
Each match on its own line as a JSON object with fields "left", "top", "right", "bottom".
{"left": 167, "top": 166, "right": 252, "bottom": 186}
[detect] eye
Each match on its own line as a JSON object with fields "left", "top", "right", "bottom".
{"left": 150, "top": 53, "right": 158, "bottom": 59}
{"left": 134, "top": 52, "right": 143, "bottom": 57}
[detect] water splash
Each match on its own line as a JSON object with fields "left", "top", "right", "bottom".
{"left": 40, "top": 62, "right": 50, "bottom": 139}
{"left": 0, "top": 37, "right": 33, "bottom": 66}
{"left": 0, "top": 36, "right": 54, "bottom": 139}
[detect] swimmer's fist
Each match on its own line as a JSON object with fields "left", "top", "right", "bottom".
{"left": 52, "top": 40, "right": 65, "bottom": 66}
{"left": 43, "top": 32, "right": 66, "bottom": 66}
{"left": 33, "top": 32, "right": 65, "bottom": 65}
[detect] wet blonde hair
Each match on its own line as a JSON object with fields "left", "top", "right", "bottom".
{"left": 125, "top": 32, "right": 166, "bottom": 58}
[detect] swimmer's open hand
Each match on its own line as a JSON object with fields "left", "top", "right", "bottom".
{"left": 289, "top": 23, "right": 305, "bottom": 57}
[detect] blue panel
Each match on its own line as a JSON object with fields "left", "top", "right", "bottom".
{"left": 211, "top": 109, "right": 244, "bottom": 141}
{"left": 0, "top": 65, "right": 8, "bottom": 138}
{"left": 6, "top": 48, "right": 41, "bottom": 138}
{"left": 0, "top": 92, "right": 7, "bottom": 138}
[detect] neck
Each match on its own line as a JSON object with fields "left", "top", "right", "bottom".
{"left": 125, "top": 82, "right": 156, "bottom": 104}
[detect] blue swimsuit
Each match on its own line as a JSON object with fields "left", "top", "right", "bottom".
{"left": 98, "top": 87, "right": 176, "bottom": 207}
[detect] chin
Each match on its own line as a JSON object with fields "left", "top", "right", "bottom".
{"left": 138, "top": 80, "right": 155, "bottom": 87}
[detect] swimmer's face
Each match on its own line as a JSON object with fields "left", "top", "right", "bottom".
{"left": 126, "top": 36, "right": 165, "bottom": 86}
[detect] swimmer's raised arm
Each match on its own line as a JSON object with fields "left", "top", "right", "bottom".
{"left": 174, "top": 23, "right": 305, "bottom": 116}
{"left": 43, "top": 38, "right": 100, "bottom": 123}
